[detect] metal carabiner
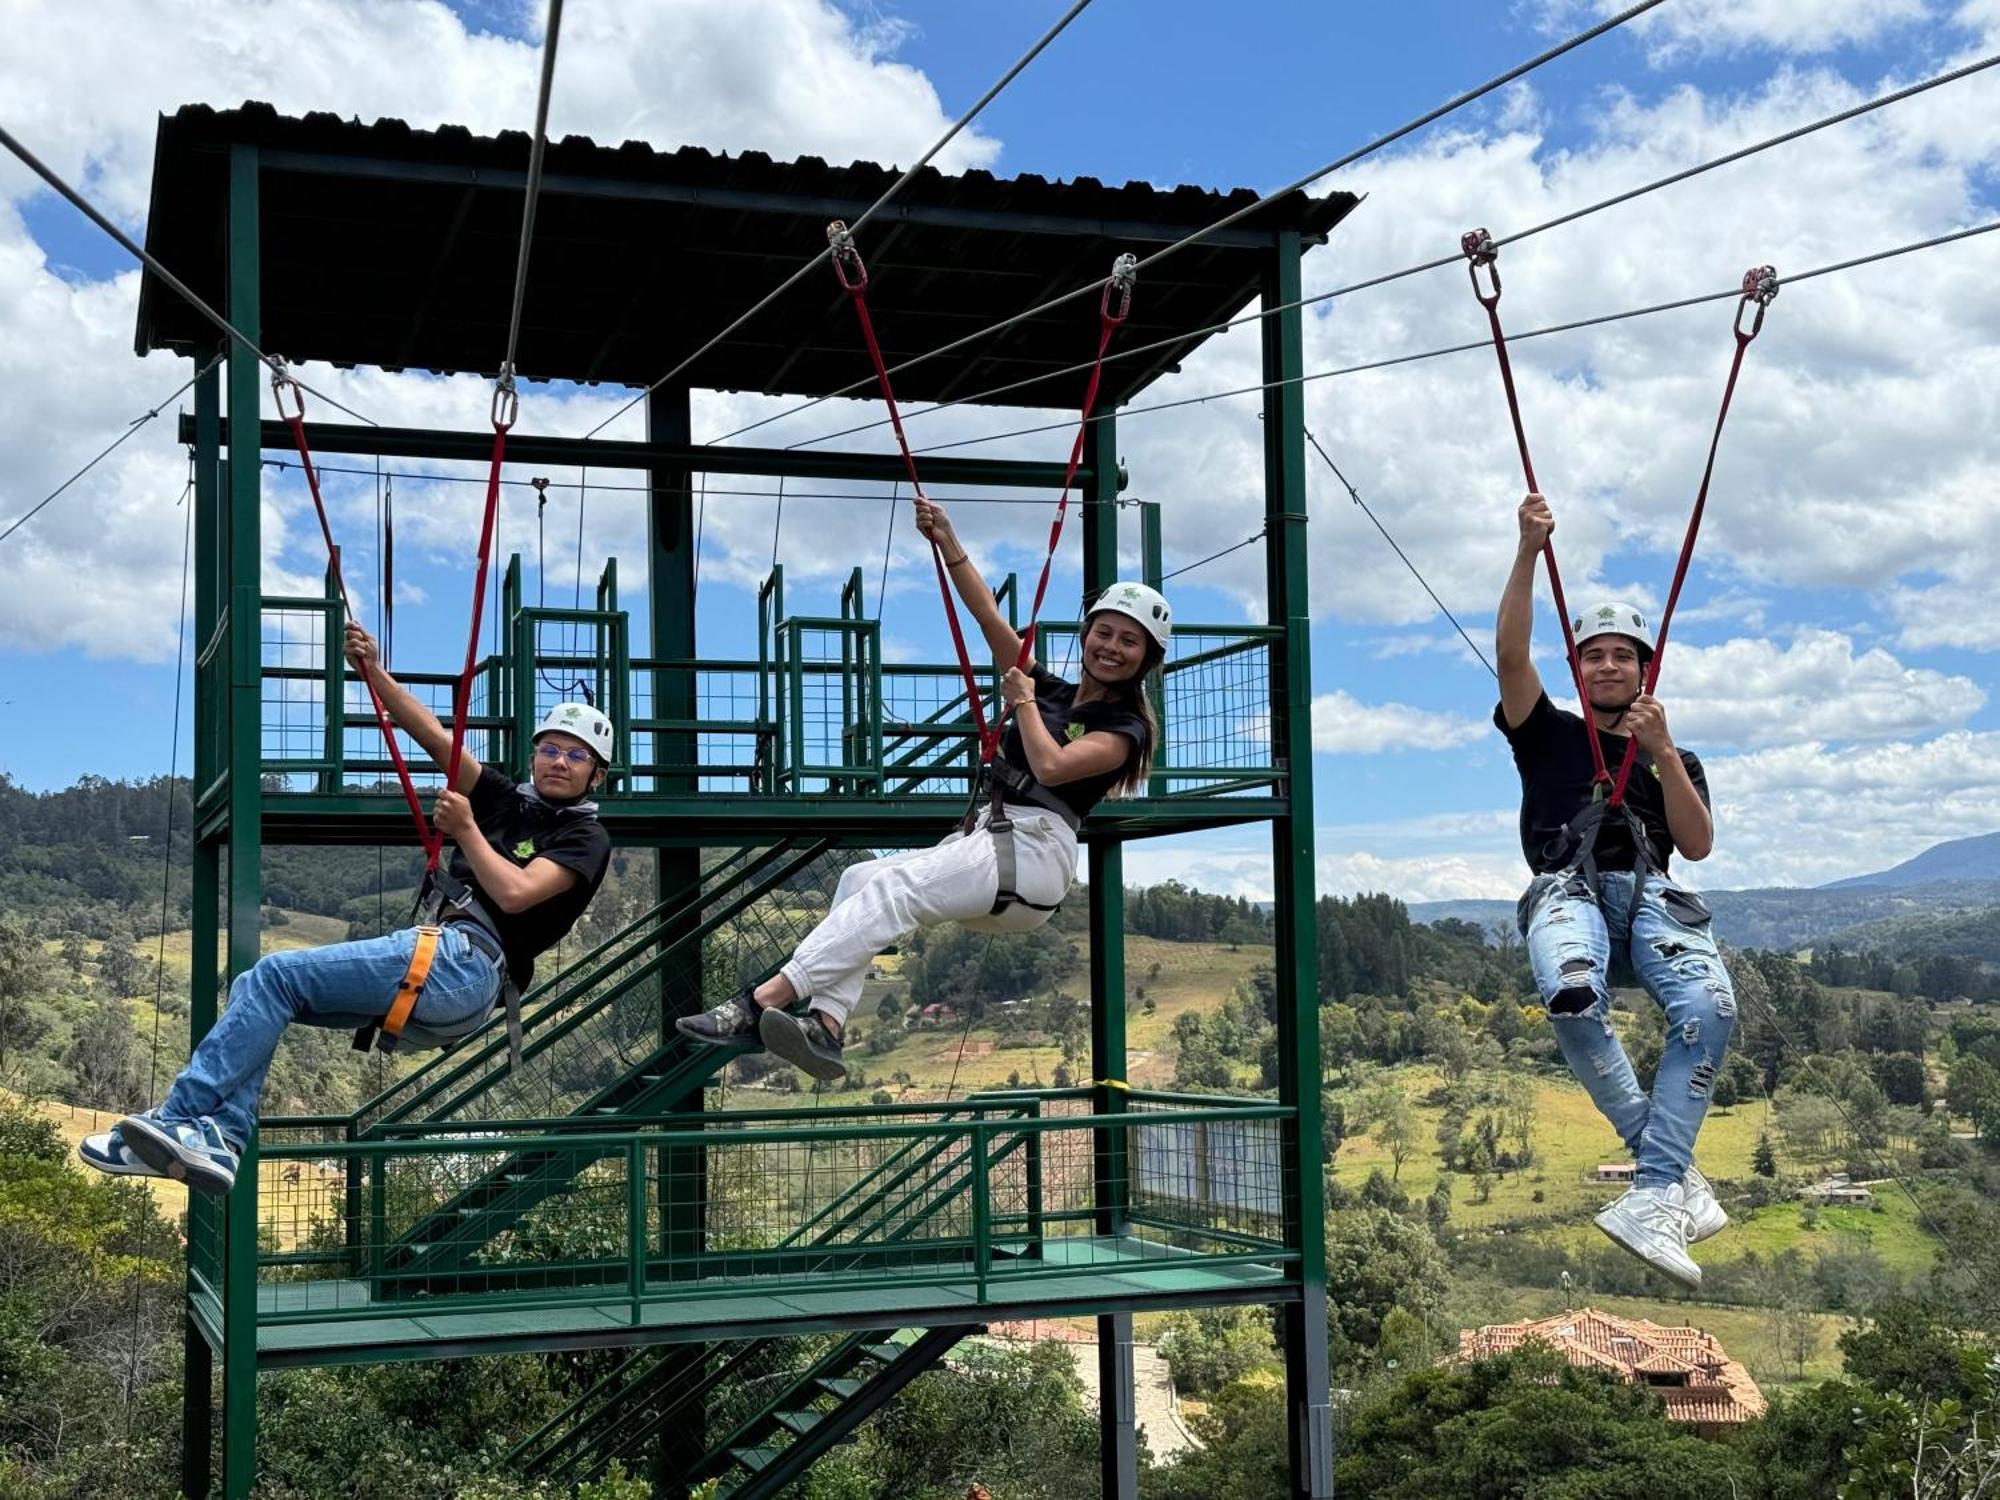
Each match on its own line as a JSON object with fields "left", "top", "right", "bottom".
{"left": 1734, "top": 264, "right": 1779, "bottom": 341}
{"left": 268, "top": 357, "right": 307, "bottom": 422}
{"left": 1461, "top": 228, "right": 1502, "bottom": 307}
{"left": 1101, "top": 252, "right": 1138, "bottom": 324}
{"left": 491, "top": 365, "right": 519, "bottom": 432}
{"left": 826, "top": 219, "right": 868, "bottom": 293}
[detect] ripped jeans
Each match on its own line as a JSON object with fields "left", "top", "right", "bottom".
{"left": 1520, "top": 870, "right": 1737, "bottom": 1190}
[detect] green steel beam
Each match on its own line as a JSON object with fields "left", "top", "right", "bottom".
{"left": 180, "top": 416, "right": 1088, "bottom": 491}
{"left": 183, "top": 351, "right": 223, "bottom": 1500}
{"left": 647, "top": 384, "right": 706, "bottom": 1302}
{"left": 251, "top": 793, "right": 1285, "bottom": 846}
{"left": 1262, "top": 229, "right": 1333, "bottom": 1500}
{"left": 221, "top": 142, "right": 263, "bottom": 1500}
{"left": 1081, "top": 414, "right": 1136, "bottom": 1500}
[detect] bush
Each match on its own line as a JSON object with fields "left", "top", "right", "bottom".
{"left": 1157, "top": 1306, "right": 1276, "bottom": 1397}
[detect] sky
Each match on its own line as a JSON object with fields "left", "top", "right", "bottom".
{"left": 2, "top": 0, "right": 1998, "bottom": 904}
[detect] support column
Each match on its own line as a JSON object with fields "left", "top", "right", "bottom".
{"left": 1081, "top": 413, "right": 1137, "bottom": 1499}
{"left": 219, "top": 143, "right": 264, "bottom": 1500}
{"left": 182, "top": 350, "right": 224, "bottom": 1500}
{"left": 1262, "top": 231, "right": 1333, "bottom": 1499}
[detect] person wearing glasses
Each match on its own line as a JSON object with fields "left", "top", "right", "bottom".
{"left": 80, "top": 620, "right": 613, "bottom": 1195}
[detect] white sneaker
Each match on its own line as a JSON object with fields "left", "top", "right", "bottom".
{"left": 1683, "top": 1164, "right": 1727, "bottom": 1243}
{"left": 1594, "top": 1182, "right": 1702, "bottom": 1291}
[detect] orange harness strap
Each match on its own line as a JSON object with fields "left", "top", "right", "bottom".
{"left": 376, "top": 925, "right": 441, "bottom": 1048}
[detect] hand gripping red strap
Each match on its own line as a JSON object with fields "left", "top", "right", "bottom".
{"left": 1606, "top": 266, "right": 1778, "bottom": 809}
{"left": 273, "top": 367, "right": 438, "bottom": 861}
{"left": 1463, "top": 228, "right": 1609, "bottom": 791}
{"left": 828, "top": 221, "right": 1136, "bottom": 764}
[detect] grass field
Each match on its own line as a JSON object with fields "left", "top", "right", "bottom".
{"left": 1332, "top": 1062, "right": 1940, "bottom": 1281}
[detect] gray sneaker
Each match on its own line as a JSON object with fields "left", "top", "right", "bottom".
{"left": 117, "top": 1111, "right": 240, "bottom": 1196}
{"left": 759, "top": 1007, "right": 847, "bottom": 1083}
{"left": 675, "top": 991, "right": 761, "bottom": 1046}
{"left": 1594, "top": 1182, "right": 1702, "bottom": 1291}
{"left": 1683, "top": 1164, "right": 1728, "bottom": 1243}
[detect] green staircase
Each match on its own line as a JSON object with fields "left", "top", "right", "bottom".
{"left": 514, "top": 1326, "right": 974, "bottom": 1497}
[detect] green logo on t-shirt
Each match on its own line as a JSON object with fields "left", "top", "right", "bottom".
{"left": 1065, "top": 722, "right": 1086, "bottom": 742}
{"left": 513, "top": 839, "right": 536, "bottom": 861}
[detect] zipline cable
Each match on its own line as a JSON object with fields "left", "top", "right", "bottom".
{"left": 715, "top": 0, "right": 1671, "bottom": 447}
{"left": 580, "top": 0, "right": 1102, "bottom": 442}
{"left": 501, "top": 0, "right": 566, "bottom": 380}
{"left": 899, "top": 218, "right": 2000, "bottom": 456}
{"left": 765, "top": 50, "right": 2000, "bottom": 453}
{"left": 122, "top": 455, "right": 194, "bottom": 1419}
{"left": 0, "top": 123, "right": 375, "bottom": 426}
{"left": 1306, "top": 427, "right": 1495, "bottom": 678}
{"left": 0, "top": 350, "right": 223, "bottom": 546}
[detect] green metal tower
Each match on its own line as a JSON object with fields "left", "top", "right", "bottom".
{"left": 137, "top": 103, "right": 1356, "bottom": 1498}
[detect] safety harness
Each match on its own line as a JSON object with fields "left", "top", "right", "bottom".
{"left": 1464, "top": 232, "right": 1779, "bottom": 921}
{"left": 826, "top": 222, "right": 1136, "bottom": 916}
{"left": 275, "top": 363, "right": 527, "bottom": 1065}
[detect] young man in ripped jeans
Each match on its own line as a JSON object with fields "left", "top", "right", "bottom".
{"left": 1494, "top": 492, "right": 1737, "bottom": 1290}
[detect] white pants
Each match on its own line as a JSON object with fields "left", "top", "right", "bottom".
{"left": 780, "top": 808, "right": 1078, "bottom": 1027}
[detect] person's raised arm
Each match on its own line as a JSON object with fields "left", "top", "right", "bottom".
{"left": 1497, "top": 493, "right": 1551, "bottom": 730}
{"left": 344, "top": 621, "right": 484, "bottom": 794}
{"left": 913, "top": 497, "right": 1031, "bottom": 674}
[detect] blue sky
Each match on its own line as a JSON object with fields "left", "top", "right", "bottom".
{"left": 3, "top": 0, "right": 1998, "bottom": 899}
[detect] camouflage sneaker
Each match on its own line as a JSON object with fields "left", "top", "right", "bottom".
{"left": 759, "top": 1007, "right": 847, "bottom": 1083}
{"left": 675, "top": 991, "right": 761, "bottom": 1046}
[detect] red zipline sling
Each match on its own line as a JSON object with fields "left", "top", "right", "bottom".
{"left": 273, "top": 361, "right": 519, "bottom": 1058}
{"left": 1462, "top": 230, "right": 1779, "bottom": 813}
{"left": 825, "top": 221, "right": 1137, "bottom": 768}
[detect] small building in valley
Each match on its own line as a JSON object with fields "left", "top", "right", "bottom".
{"left": 1456, "top": 1308, "right": 1767, "bottom": 1435}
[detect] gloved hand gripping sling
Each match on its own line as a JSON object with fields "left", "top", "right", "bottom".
{"left": 275, "top": 366, "right": 523, "bottom": 1062}
{"left": 826, "top": 223, "right": 1133, "bottom": 913}
{"left": 1463, "top": 231, "right": 1778, "bottom": 919}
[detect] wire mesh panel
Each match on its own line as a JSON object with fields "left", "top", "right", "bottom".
{"left": 259, "top": 601, "right": 339, "bottom": 791}
{"left": 252, "top": 1093, "right": 1293, "bottom": 1326}
{"left": 1157, "top": 629, "right": 1280, "bottom": 796}
{"left": 780, "top": 620, "right": 882, "bottom": 794}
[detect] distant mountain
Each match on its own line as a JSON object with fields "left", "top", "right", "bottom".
{"left": 1822, "top": 832, "right": 2000, "bottom": 890}
{"left": 1412, "top": 876, "right": 2000, "bottom": 956}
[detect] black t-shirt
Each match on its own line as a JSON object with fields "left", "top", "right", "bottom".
{"left": 997, "top": 666, "right": 1149, "bottom": 819}
{"left": 1493, "top": 693, "right": 1709, "bottom": 875}
{"left": 449, "top": 766, "right": 612, "bottom": 987}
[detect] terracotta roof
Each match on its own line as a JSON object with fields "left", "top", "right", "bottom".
{"left": 1455, "top": 1308, "right": 1767, "bottom": 1425}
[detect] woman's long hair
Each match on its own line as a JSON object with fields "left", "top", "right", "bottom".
{"left": 1101, "top": 635, "right": 1162, "bottom": 798}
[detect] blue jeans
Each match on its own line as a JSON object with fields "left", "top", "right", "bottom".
{"left": 1520, "top": 870, "right": 1737, "bottom": 1189}
{"left": 161, "top": 928, "right": 503, "bottom": 1148}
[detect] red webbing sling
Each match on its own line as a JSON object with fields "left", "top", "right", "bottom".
{"left": 272, "top": 366, "right": 516, "bottom": 871}
{"left": 1605, "top": 266, "right": 1778, "bottom": 808}
{"left": 826, "top": 220, "right": 1136, "bottom": 764}
{"left": 1461, "top": 229, "right": 1610, "bottom": 792}
{"left": 272, "top": 366, "right": 438, "bottom": 861}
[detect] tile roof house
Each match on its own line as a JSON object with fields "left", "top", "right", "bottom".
{"left": 1456, "top": 1308, "right": 1767, "bottom": 1434}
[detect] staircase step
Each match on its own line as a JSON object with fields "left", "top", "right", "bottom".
{"left": 815, "top": 1377, "right": 865, "bottom": 1398}
{"left": 731, "top": 1445, "right": 783, "bottom": 1473}
{"left": 775, "top": 1409, "right": 823, "bottom": 1436}
{"left": 858, "top": 1342, "right": 903, "bottom": 1364}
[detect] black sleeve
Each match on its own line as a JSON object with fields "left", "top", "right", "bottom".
{"left": 1493, "top": 691, "right": 1562, "bottom": 750}
{"left": 536, "top": 818, "right": 611, "bottom": 889}
{"left": 1031, "top": 664, "right": 1066, "bottom": 695}
{"left": 1680, "top": 749, "right": 1712, "bottom": 811}
{"left": 470, "top": 764, "right": 516, "bottom": 819}
{"left": 1074, "top": 697, "right": 1146, "bottom": 752}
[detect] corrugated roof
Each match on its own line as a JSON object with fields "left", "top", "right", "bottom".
{"left": 134, "top": 103, "right": 1359, "bottom": 409}
{"left": 1454, "top": 1308, "right": 1767, "bottom": 1424}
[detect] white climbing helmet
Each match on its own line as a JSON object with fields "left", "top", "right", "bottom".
{"left": 533, "top": 701, "right": 615, "bottom": 765}
{"left": 1087, "top": 580, "right": 1172, "bottom": 652}
{"left": 1571, "top": 601, "right": 1654, "bottom": 660}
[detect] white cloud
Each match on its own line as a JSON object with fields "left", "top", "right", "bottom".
{"left": 1699, "top": 730, "right": 2000, "bottom": 887}
{"left": 1310, "top": 689, "right": 1487, "bottom": 753}
{"left": 1661, "top": 628, "right": 1982, "bottom": 748}
{"left": 1548, "top": 0, "right": 1933, "bottom": 60}
{"left": 0, "top": 0, "right": 998, "bottom": 659}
